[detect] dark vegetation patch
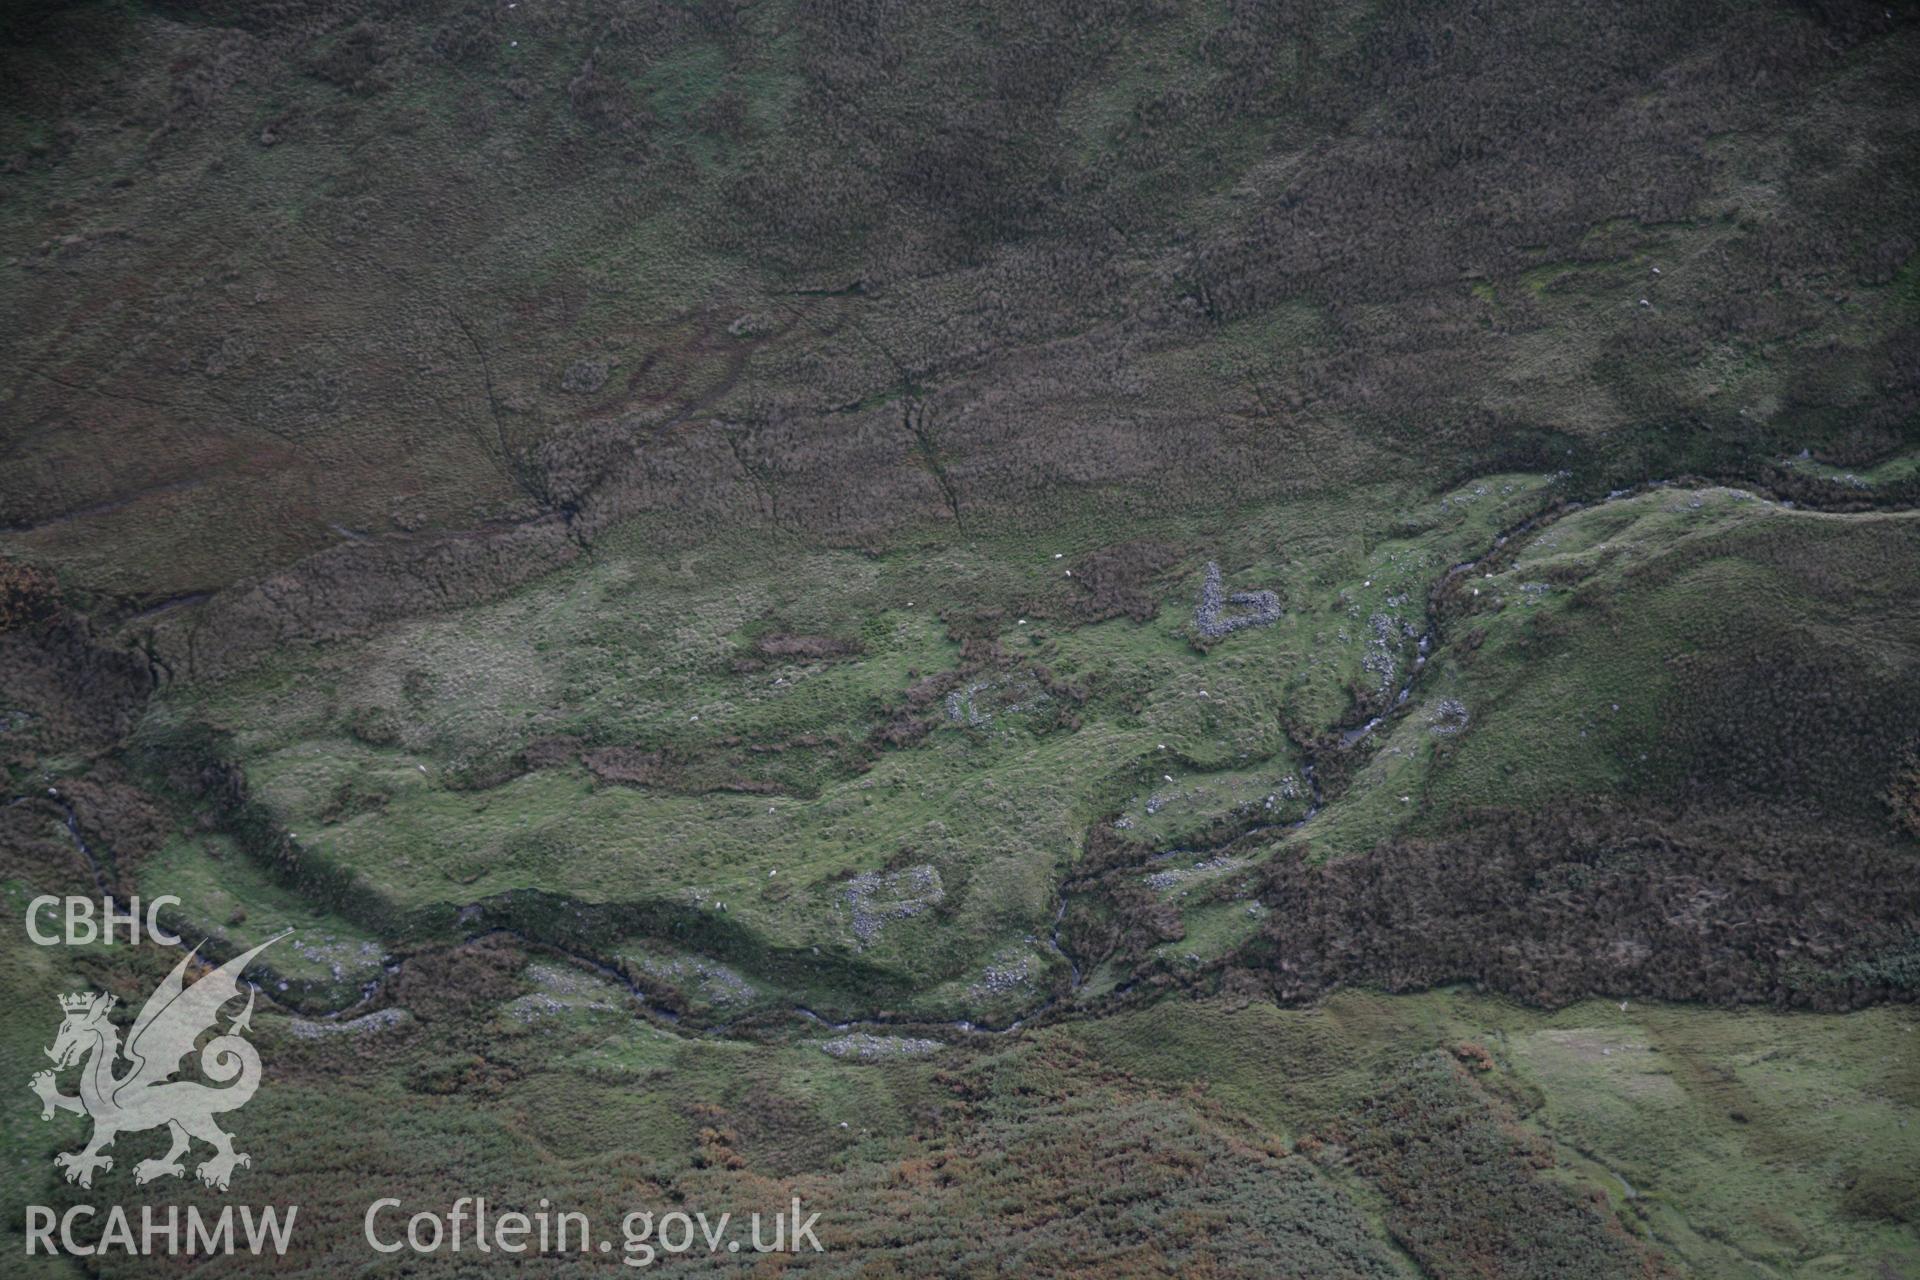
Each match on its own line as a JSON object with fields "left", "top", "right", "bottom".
{"left": 4, "top": 0, "right": 1914, "bottom": 675}
{"left": 729, "top": 631, "right": 864, "bottom": 673}
{"left": 1890, "top": 745, "right": 1920, "bottom": 842}
{"left": 314, "top": 773, "right": 392, "bottom": 820}
{"left": 704, "top": 1080, "right": 848, "bottom": 1179}
{"left": 1643, "top": 640, "right": 1920, "bottom": 822}
{"left": 1063, "top": 539, "right": 1181, "bottom": 624}
{"left": 940, "top": 607, "right": 1014, "bottom": 669}
{"left": 387, "top": 935, "right": 528, "bottom": 1025}
{"left": 44, "top": 765, "right": 168, "bottom": 890}
{"left": 0, "top": 795, "right": 94, "bottom": 895}
{"left": 1841, "top": 1165, "right": 1920, "bottom": 1225}
{"left": 580, "top": 741, "right": 820, "bottom": 796}
{"left": 1061, "top": 878, "right": 1189, "bottom": 977}
{"left": 769, "top": 1040, "right": 1409, "bottom": 1279}
{"left": 179, "top": 516, "right": 582, "bottom": 680}
{"left": 752, "top": 632, "right": 864, "bottom": 660}
{"left": 871, "top": 669, "right": 964, "bottom": 749}
{"left": 0, "top": 612, "right": 153, "bottom": 768}
{"left": 1757, "top": 459, "right": 1920, "bottom": 513}
{"left": 1244, "top": 805, "right": 1920, "bottom": 1010}
{"left": 0, "top": 556, "right": 61, "bottom": 632}
{"left": 1310, "top": 1052, "right": 1677, "bottom": 1279}
{"left": 866, "top": 607, "right": 1094, "bottom": 747}
{"left": 518, "top": 732, "right": 871, "bottom": 799}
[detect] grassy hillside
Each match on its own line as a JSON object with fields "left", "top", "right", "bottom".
{"left": 2, "top": 0, "right": 1915, "bottom": 620}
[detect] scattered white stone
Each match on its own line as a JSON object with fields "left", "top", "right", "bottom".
{"left": 288, "top": 1008, "right": 412, "bottom": 1040}
{"left": 1426, "top": 699, "right": 1470, "bottom": 736}
{"left": 845, "top": 865, "right": 944, "bottom": 946}
{"left": 820, "top": 1033, "right": 941, "bottom": 1061}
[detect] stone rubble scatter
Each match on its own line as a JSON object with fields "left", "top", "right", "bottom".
{"left": 971, "top": 953, "right": 1034, "bottom": 999}
{"left": 846, "top": 864, "right": 945, "bottom": 946}
{"left": 635, "top": 953, "right": 757, "bottom": 1007}
{"left": 288, "top": 1008, "right": 412, "bottom": 1040}
{"left": 1361, "top": 613, "right": 1400, "bottom": 693}
{"left": 1194, "top": 562, "right": 1281, "bottom": 638}
{"left": 1426, "top": 699, "right": 1470, "bottom": 736}
{"left": 819, "top": 1033, "right": 942, "bottom": 1061}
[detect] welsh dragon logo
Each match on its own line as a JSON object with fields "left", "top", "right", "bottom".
{"left": 29, "top": 933, "right": 286, "bottom": 1192}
